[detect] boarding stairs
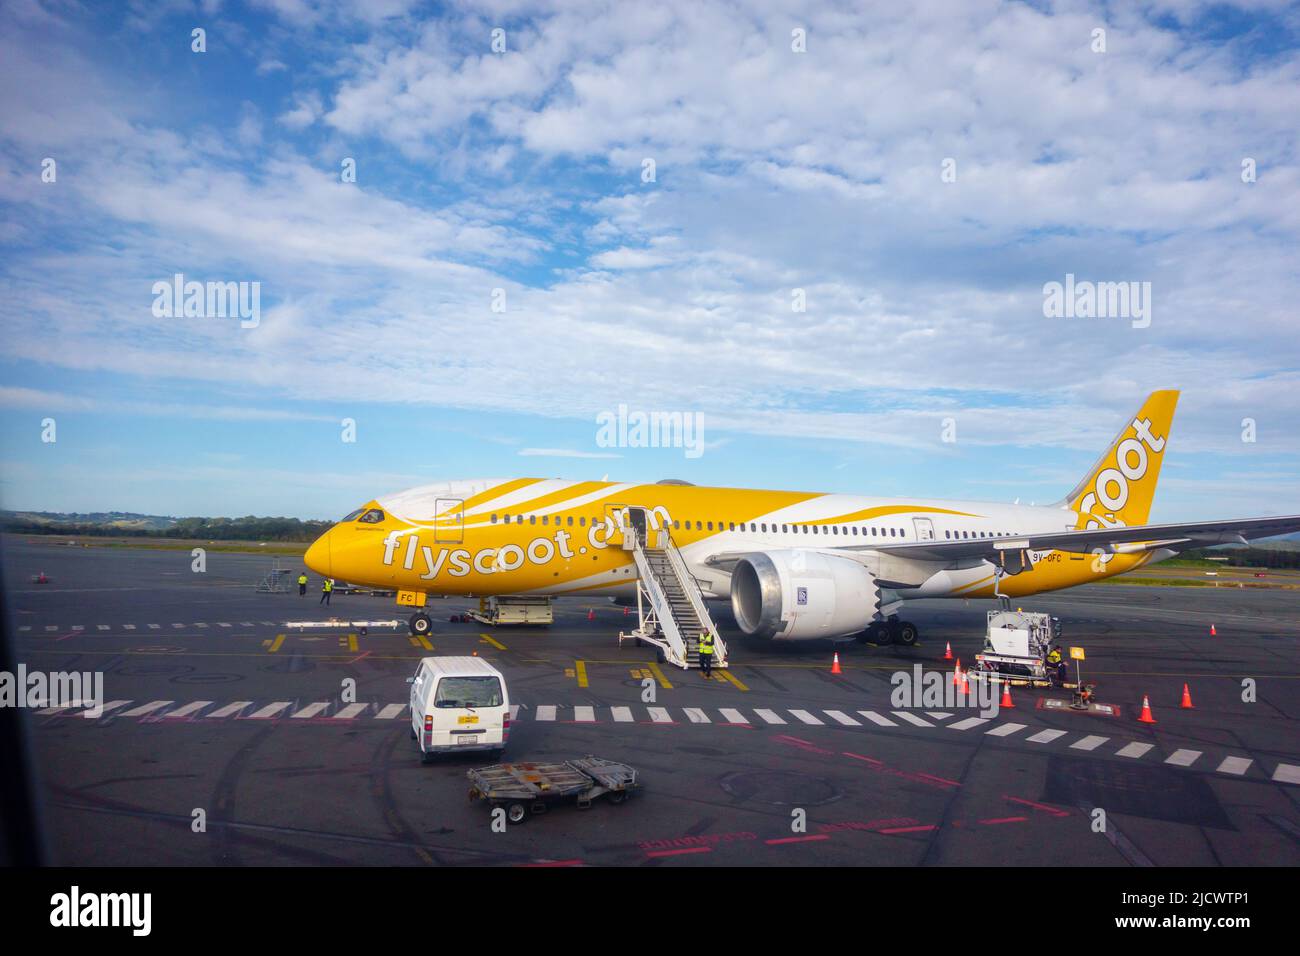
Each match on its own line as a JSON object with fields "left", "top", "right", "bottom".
{"left": 619, "top": 527, "right": 727, "bottom": 670}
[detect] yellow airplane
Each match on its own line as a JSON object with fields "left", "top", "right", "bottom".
{"left": 304, "top": 390, "right": 1300, "bottom": 645}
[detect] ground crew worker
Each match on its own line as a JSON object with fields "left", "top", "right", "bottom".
{"left": 698, "top": 629, "right": 715, "bottom": 678}
{"left": 1046, "top": 645, "right": 1064, "bottom": 684}
{"left": 297, "top": 572, "right": 308, "bottom": 597}
{"left": 320, "top": 578, "right": 334, "bottom": 606}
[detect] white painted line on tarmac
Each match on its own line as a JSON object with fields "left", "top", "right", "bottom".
{"left": 1271, "top": 763, "right": 1300, "bottom": 785}
{"left": 374, "top": 704, "right": 405, "bottom": 719}
{"left": 1114, "top": 742, "right": 1153, "bottom": 758}
{"left": 247, "top": 702, "right": 292, "bottom": 720}
{"left": 719, "top": 708, "right": 748, "bottom": 724}
{"left": 536, "top": 705, "right": 557, "bottom": 722}
{"left": 892, "top": 711, "right": 933, "bottom": 727}
{"left": 121, "top": 700, "right": 172, "bottom": 718}
{"left": 333, "top": 703, "right": 367, "bottom": 720}
{"left": 824, "top": 710, "right": 860, "bottom": 726}
{"left": 948, "top": 717, "right": 989, "bottom": 731}
{"left": 789, "top": 709, "right": 823, "bottom": 725}
{"left": 291, "top": 702, "right": 330, "bottom": 719}
{"left": 684, "top": 707, "right": 710, "bottom": 723}
{"left": 859, "top": 711, "right": 897, "bottom": 727}
{"left": 163, "top": 701, "right": 212, "bottom": 719}
{"left": 985, "top": 723, "right": 1026, "bottom": 737}
{"left": 611, "top": 706, "right": 634, "bottom": 723}
{"left": 754, "top": 709, "right": 786, "bottom": 725}
{"left": 573, "top": 705, "right": 596, "bottom": 722}
{"left": 648, "top": 707, "right": 672, "bottom": 723}
{"left": 1027, "top": 729, "right": 1066, "bottom": 744}
{"left": 1216, "top": 756, "right": 1252, "bottom": 776}
{"left": 1165, "top": 749, "right": 1202, "bottom": 767}
{"left": 206, "top": 702, "right": 252, "bottom": 719}
{"left": 1070, "top": 735, "right": 1109, "bottom": 751}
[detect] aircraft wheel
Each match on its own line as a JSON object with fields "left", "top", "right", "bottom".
{"left": 507, "top": 803, "right": 528, "bottom": 825}
{"left": 871, "top": 621, "right": 893, "bottom": 646}
{"left": 895, "top": 621, "right": 919, "bottom": 646}
{"left": 409, "top": 612, "right": 432, "bottom": 636}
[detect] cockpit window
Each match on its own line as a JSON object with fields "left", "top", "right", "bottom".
{"left": 341, "top": 509, "right": 364, "bottom": 522}
{"left": 358, "top": 509, "right": 385, "bottom": 524}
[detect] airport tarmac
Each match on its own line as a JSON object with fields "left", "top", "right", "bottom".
{"left": 5, "top": 536, "right": 1300, "bottom": 867}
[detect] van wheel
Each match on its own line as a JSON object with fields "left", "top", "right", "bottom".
{"left": 420, "top": 751, "right": 435, "bottom": 765}
{"left": 409, "top": 613, "right": 432, "bottom": 636}
{"left": 410, "top": 727, "right": 417, "bottom": 739}
{"left": 506, "top": 803, "right": 528, "bottom": 824}
{"left": 489, "top": 749, "right": 504, "bottom": 761}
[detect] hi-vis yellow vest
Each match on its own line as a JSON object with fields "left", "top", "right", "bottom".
{"left": 298, "top": 575, "right": 307, "bottom": 584}
{"left": 322, "top": 580, "right": 333, "bottom": 592}
{"left": 699, "top": 634, "right": 714, "bottom": 654}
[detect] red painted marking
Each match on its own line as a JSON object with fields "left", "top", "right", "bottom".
{"left": 765, "top": 834, "right": 830, "bottom": 845}
{"left": 979, "top": 816, "right": 1029, "bottom": 826}
{"left": 1004, "top": 795, "right": 1070, "bottom": 817}
{"left": 842, "top": 752, "right": 884, "bottom": 765}
{"left": 878, "top": 825, "right": 938, "bottom": 835}
{"left": 645, "top": 846, "right": 713, "bottom": 858}
{"left": 518, "top": 859, "right": 584, "bottom": 867}
{"left": 347, "top": 650, "right": 372, "bottom": 664}
{"left": 914, "top": 771, "right": 962, "bottom": 787}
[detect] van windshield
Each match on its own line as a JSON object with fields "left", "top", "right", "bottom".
{"left": 435, "top": 676, "right": 503, "bottom": 709}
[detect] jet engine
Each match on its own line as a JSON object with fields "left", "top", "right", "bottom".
{"left": 729, "top": 550, "right": 881, "bottom": 641}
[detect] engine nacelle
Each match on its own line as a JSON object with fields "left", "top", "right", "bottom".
{"left": 729, "top": 550, "right": 881, "bottom": 641}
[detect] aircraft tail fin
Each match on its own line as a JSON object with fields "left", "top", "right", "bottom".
{"left": 1059, "top": 390, "right": 1180, "bottom": 528}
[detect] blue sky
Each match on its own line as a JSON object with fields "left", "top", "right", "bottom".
{"left": 1, "top": 0, "right": 1298, "bottom": 522}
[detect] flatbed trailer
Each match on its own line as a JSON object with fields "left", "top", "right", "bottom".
{"left": 467, "top": 757, "right": 638, "bottom": 824}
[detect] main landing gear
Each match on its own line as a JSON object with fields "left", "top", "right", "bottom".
{"left": 857, "top": 617, "right": 919, "bottom": 647}
{"left": 408, "top": 612, "right": 432, "bottom": 636}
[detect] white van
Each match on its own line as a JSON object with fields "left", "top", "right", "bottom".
{"left": 408, "top": 657, "right": 510, "bottom": 763}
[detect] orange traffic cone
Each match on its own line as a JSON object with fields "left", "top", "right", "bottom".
{"left": 1210, "top": 623, "right": 1216, "bottom": 636}
{"left": 952, "top": 659, "right": 962, "bottom": 686}
{"left": 1000, "top": 681, "right": 1015, "bottom": 709}
{"left": 623, "top": 606, "right": 631, "bottom": 616}
{"left": 959, "top": 670, "right": 969, "bottom": 696}
{"left": 586, "top": 608, "right": 595, "bottom": 621}
{"left": 1138, "top": 694, "right": 1157, "bottom": 724}
{"left": 944, "top": 642, "right": 953, "bottom": 661}
{"left": 831, "top": 652, "right": 842, "bottom": 675}
{"left": 1180, "top": 683, "right": 1194, "bottom": 709}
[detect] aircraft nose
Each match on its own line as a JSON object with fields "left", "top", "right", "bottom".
{"left": 304, "top": 528, "right": 332, "bottom": 577}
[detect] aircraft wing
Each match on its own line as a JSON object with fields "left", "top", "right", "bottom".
{"left": 856, "top": 514, "right": 1300, "bottom": 561}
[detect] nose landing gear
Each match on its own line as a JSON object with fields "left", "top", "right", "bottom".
{"left": 409, "top": 612, "right": 432, "bottom": 636}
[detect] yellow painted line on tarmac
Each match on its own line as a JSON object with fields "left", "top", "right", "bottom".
{"left": 717, "top": 669, "right": 749, "bottom": 691}
{"left": 415, "top": 634, "right": 433, "bottom": 652}
{"left": 347, "top": 633, "right": 358, "bottom": 653}
{"left": 645, "top": 661, "right": 674, "bottom": 690}
{"left": 479, "top": 633, "right": 506, "bottom": 651}
{"left": 575, "top": 660, "right": 589, "bottom": 688}
{"left": 268, "top": 634, "right": 285, "bottom": 654}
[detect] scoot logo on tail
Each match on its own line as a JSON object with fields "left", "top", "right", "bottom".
{"left": 1076, "top": 416, "right": 1166, "bottom": 529}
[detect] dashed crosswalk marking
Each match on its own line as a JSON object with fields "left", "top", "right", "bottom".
{"left": 45, "top": 626, "right": 57, "bottom": 632}
{"left": 71, "top": 625, "right": 83, "bottom": 631}
{"left": 574, "top": 705, "right": 596, "bottom": 723}
{"left": 93, "top": 701, "right": 132, "bottom": 718}
{"left": 218, "top": 622, "right": 233, "bottom": 628}
{"left": 926, "top": 712, "right": 954, "bottom": 721}
{"left": 123, "top": 625, "right": 135, "bottom": 630}
{"left": 1216, "top": 756, "right": 1252, "bottom": 776}
{"left": 892, "top": 711, "right": 933, "bottom": 728}
{"left": 536, "top": 705, "right": 557, "bottom": 722}
{"left": 1027, "top": 729, "right": 1067, "bottom": 744}
{"left": 96, "top": 625, "right": 109, "bottom": 631}
{"left": 163, "top": 701, "right": 213, "bottom": 719}
{"left": 611, "top": 706, "right": 634, "bottom": 723}
{"left": 648, "top": 707, "right": 673, "bottom": 723}
{"left": 121, "top": 700, "right": 172, "bottom": 718}
{"left": 148, "top": 624, "right": 160, "bottom": 630}
{"left": 948, "top": 717, "right": 990, "bottom": 731}
{"left": 859, "top": 710, "right": 897, "bottom": 727}
{"left": 1165, "top": 749, "right": 1202, "bottom": 767}
{"left": 195, "top": 623, "right": 208, "bottom": 629}
{"left": 374, "top": 704, "right": 405, "bottom": 720}
{"left": 206, "top": 702, "right": 252, "bottom": 719}
{"left": 1271, "top": 764, "right": 1300, "bottom": 785}
{"left": 171, "top": 623, "right": 184, "bottom": 629}
{"left": 332, "top": 703, "right": 367, "bottom": 720}
{"left": 247, "top": 702, "right": 292, "bottom": 720}
{"left": 754, "top": 709, "right": 786, "bottom": 725}
{"left": 790, "top": 709, "right": 824, "bottom": 726}
{"left": 824, "top": 710, "right": 860, "bottom": 726}
{"left": 719, "top": 707, "right": 749, "bottom": 724}
{"left": 1115, "top": 742, "right": 1154, "bottom": 759}
{"left": 683, "top": 707, "right": 711, "bottom": 724}
{"left": 508, "top": 705, "right": 521, "bottom": 721}
{"left": 985, "top": 722, "right": 1026, "bottom": 737}
{"left": 291, "top": 702, "right": 330, "bottom": 719}
{"left": 1070, "top": 735, "right": 1109, "bottom": 751}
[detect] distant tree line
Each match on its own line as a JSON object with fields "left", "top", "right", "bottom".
{"left": 1180, "top": 547, "right": 1300, "bottom": 570}
{"left": 1, "top": 514, "right": 331, "bottom": 542}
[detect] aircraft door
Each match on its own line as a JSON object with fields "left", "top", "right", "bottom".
{"left": 434, "top": 498, "right": 464, "bottom": 544}
{"left": 912, "top": 517, "right": 935, "bottom": 541}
